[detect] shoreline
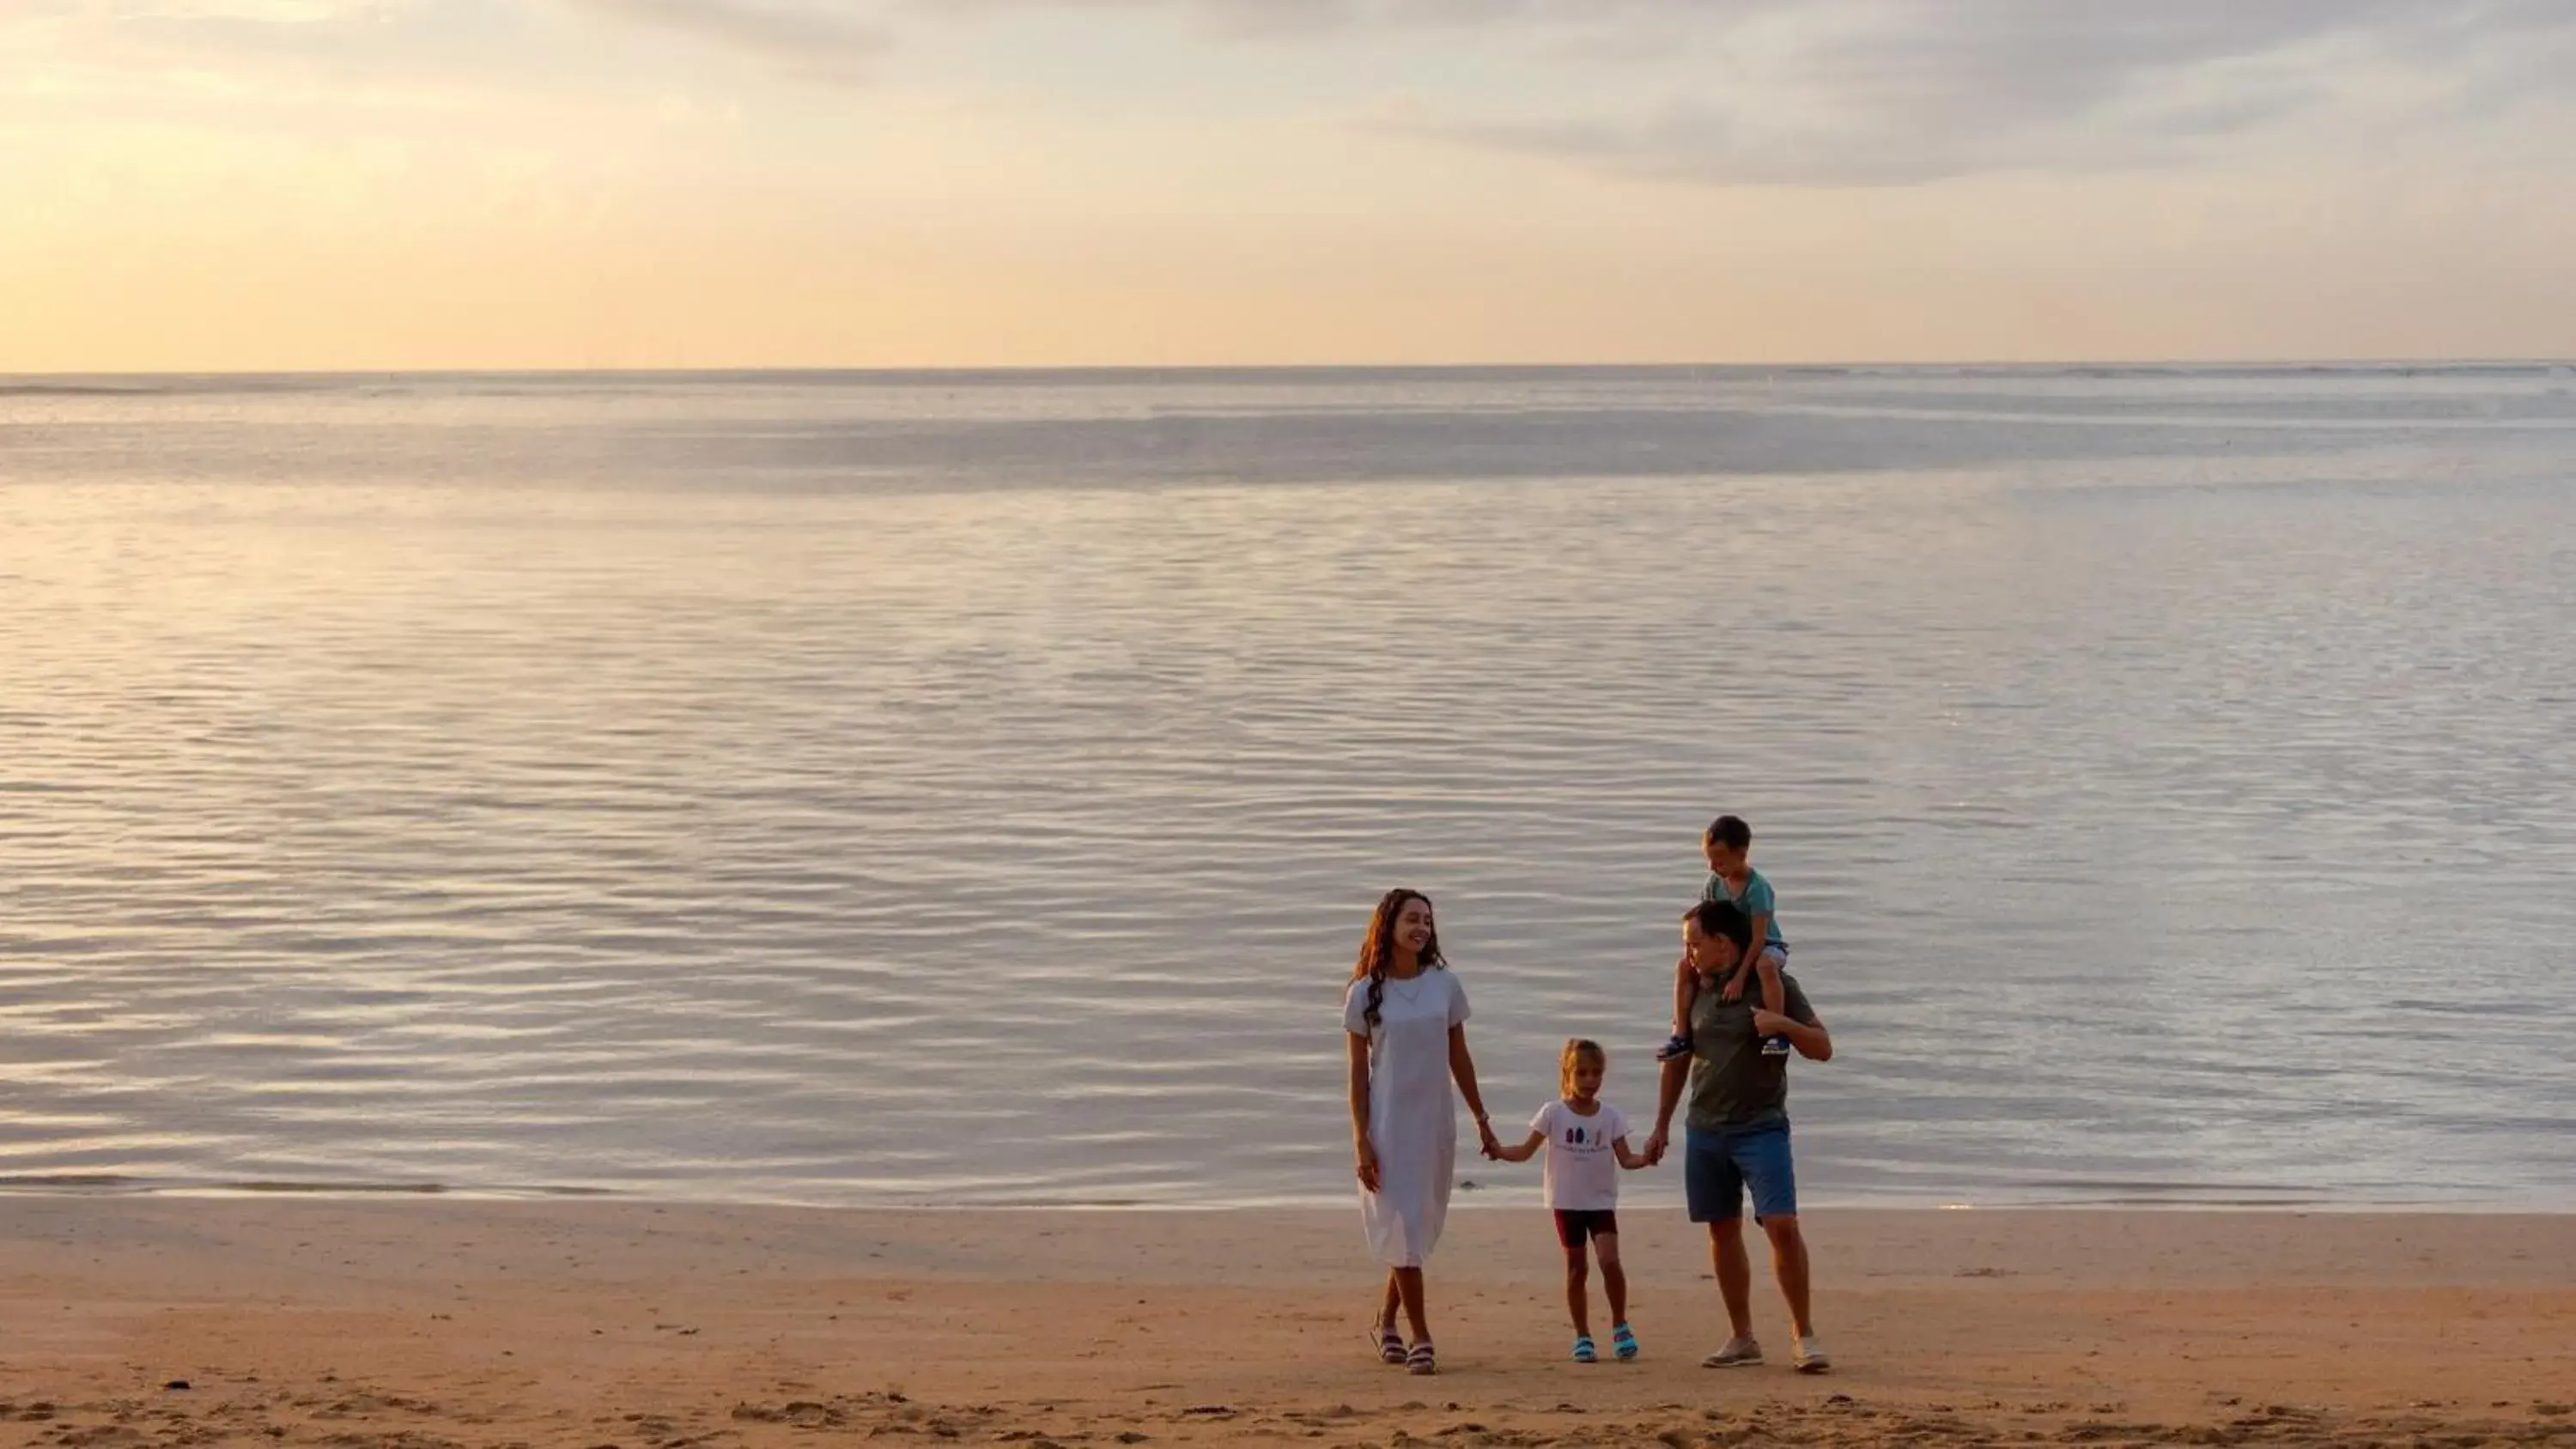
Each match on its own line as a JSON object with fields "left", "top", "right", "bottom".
{"left": 5, "top": 1179, "right": 2572, "bottom": 1215}
{"left": 4, "top": 1198, "right": 2569, "bottom": 1449}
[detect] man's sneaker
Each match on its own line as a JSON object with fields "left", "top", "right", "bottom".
{"left": 1655, "top": 1032, "right": 1693, "bottom": 1063}
{"left": 1792, "top": 1336, "right": 1831, "bottom": 1373}
{"left": 1700, "top": 1337, "right": 1762, "bottom": 1368}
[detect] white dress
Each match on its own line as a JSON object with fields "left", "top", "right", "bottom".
{"left": 1342, "top": 968, "right": 1470, "bottom": 1268}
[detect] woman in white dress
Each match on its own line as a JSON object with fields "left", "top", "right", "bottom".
{"left": 1343, "top": 888, "right": 1501, "bottom": 1377}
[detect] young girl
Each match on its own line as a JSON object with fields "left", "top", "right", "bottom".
{"left": 1493, "top": 1039, "right": 1651, "bottom": 1362}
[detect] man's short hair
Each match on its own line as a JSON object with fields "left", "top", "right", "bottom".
{"left": 1704, "top": 815, "right": 1752, "bottom": 852}
{"left": 1686, "top": 899, "right": 1753, "bottom": 949}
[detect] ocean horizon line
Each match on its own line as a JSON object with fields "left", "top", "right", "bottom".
{"left": 8, "top": 357, "right": 2576, "bottom": 393}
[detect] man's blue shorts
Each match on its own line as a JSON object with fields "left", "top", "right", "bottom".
{"left": 1684, "top": 1122, "right": 1798, "bottom": 1223}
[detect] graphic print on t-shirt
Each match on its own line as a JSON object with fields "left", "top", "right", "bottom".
{"left": 1529, "top": 1099, "right": 1628, "bottom": 1212}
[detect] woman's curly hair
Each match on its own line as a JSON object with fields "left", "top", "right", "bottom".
{"left": 1351, "top": 888, "right": 1446, "bottom": 1031}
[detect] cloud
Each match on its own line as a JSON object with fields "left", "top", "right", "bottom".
{"left": 1389, "top": 91, "right": 2317, "bottom": 189}
{"left": 26, "top": 0, "right": 2571, "bottom": 178}
{"left": 910, "top": 0, "right": 1781, "bottom": 40}
{"left": 0, "top": 0, "right": 374, "bottom": 18}
{"left": 899, "top": 0, "right": 2576, "bottom": 185}
{"left": 0, "top": 0, "right": 389, "bottom": 31}
{"left": 0, "top": 0, "right": 507, "bottom": 105}
{"left": 1360, "top": 0, "right": 2576, "bottom": 185}
{"left": 560, "top": 0, "right": 890, "bottom": 82}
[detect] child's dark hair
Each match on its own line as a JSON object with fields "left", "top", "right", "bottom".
{"left": 1704, "top": 815, "right": 1752, "bottom": 852}
{"left": 1686, "top": 899, "right": 1753, "bottom": 949}
{"left": 1559, "top": 1038, "right": 1606, "bottom": 1096}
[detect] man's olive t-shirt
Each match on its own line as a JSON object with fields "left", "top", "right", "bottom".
{"left": 1684, "top": 968, "right": 1818, "bottom": 1133}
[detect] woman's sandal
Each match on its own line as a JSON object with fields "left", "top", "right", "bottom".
{"left": 1612, "top": 1323, "right": 1639, "bottom": 1361}
{"left": 1571, "top": 1335, "right": 1598, "bottom": 1363}
{"left": 1373, "top": 1324, "right": 1406, "bottom": 1364}
{"left": 1406, "top": 1340, "right": 1437, "bottom": 1376}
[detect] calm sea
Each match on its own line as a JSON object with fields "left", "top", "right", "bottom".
{"left": 3, "top": 366, "right": 2573, "bottom": 1210}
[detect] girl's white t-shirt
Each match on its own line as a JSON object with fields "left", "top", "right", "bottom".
{"left": 1529, "top": 1098, "right": 1629, "bottom": 1211}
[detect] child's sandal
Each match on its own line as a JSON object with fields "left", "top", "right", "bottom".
{"left": 1373, "top": 1324, "right": 1406, "bottom": 1364}
{"left": 1571, "top": 1335, "right": 1597, "bottom": 1363}
{"left": 1612, "top": 1323, "right": 1639, "bottom": 1361}
{"left": 1406, "top": 1341, "right": 1437, "bottom": 1376}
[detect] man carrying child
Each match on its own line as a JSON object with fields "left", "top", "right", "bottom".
{"left": 1639, "top": 898, "right": 1834, "bottom": 1373}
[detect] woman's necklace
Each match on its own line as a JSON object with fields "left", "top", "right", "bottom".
{"left": 1385, "top": 965, "right": 1427, "bottom": 1002}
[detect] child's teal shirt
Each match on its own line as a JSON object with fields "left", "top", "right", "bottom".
{"left": 1702, "top": 868, "right": 1786, "bottom": 949}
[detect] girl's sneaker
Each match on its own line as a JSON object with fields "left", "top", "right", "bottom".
{"left": 1571, "top": 1335, "right": 1597, "bottom": 1363}
{"left": 1655, "top": 1032, "right": 1693, "bottom": 1062}
{"left": 1611, "top": 1323, "right": 1639, "bottom": 1361}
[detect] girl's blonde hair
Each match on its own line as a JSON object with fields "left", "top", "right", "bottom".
{"left": 1559, "top": 1038, "right": 1607, "bottom": 1096}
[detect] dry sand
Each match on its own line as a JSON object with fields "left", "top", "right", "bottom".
{"left": 3, "top": 1198, "right": 2569, "bottom": 1449}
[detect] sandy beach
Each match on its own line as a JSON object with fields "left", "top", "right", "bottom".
{"left": 3, "top": 1198, "right": 2568, "bottom": 1449}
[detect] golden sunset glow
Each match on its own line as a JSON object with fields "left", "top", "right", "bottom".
{"left": 8, "top": 3, "right": 2576, "bottom": 371}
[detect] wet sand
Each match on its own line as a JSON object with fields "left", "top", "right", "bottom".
{"left": 3, "top": 1199, "right": 2570, "bottom": 1449}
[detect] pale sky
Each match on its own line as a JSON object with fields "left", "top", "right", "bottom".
{"left": 8, "top": 0, "right": 2576, "bottom": 371}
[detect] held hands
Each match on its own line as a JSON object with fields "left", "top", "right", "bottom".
{"left": 1638, "top": 1129, "right": 1668, "bottom": 1167}
{"left": 1358, "top": 1123, "right": 1503, "bottom": 1188}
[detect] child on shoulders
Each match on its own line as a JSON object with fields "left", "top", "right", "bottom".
{"left": 1659, "top": 815, "right": 1794, "bottom": 1061}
